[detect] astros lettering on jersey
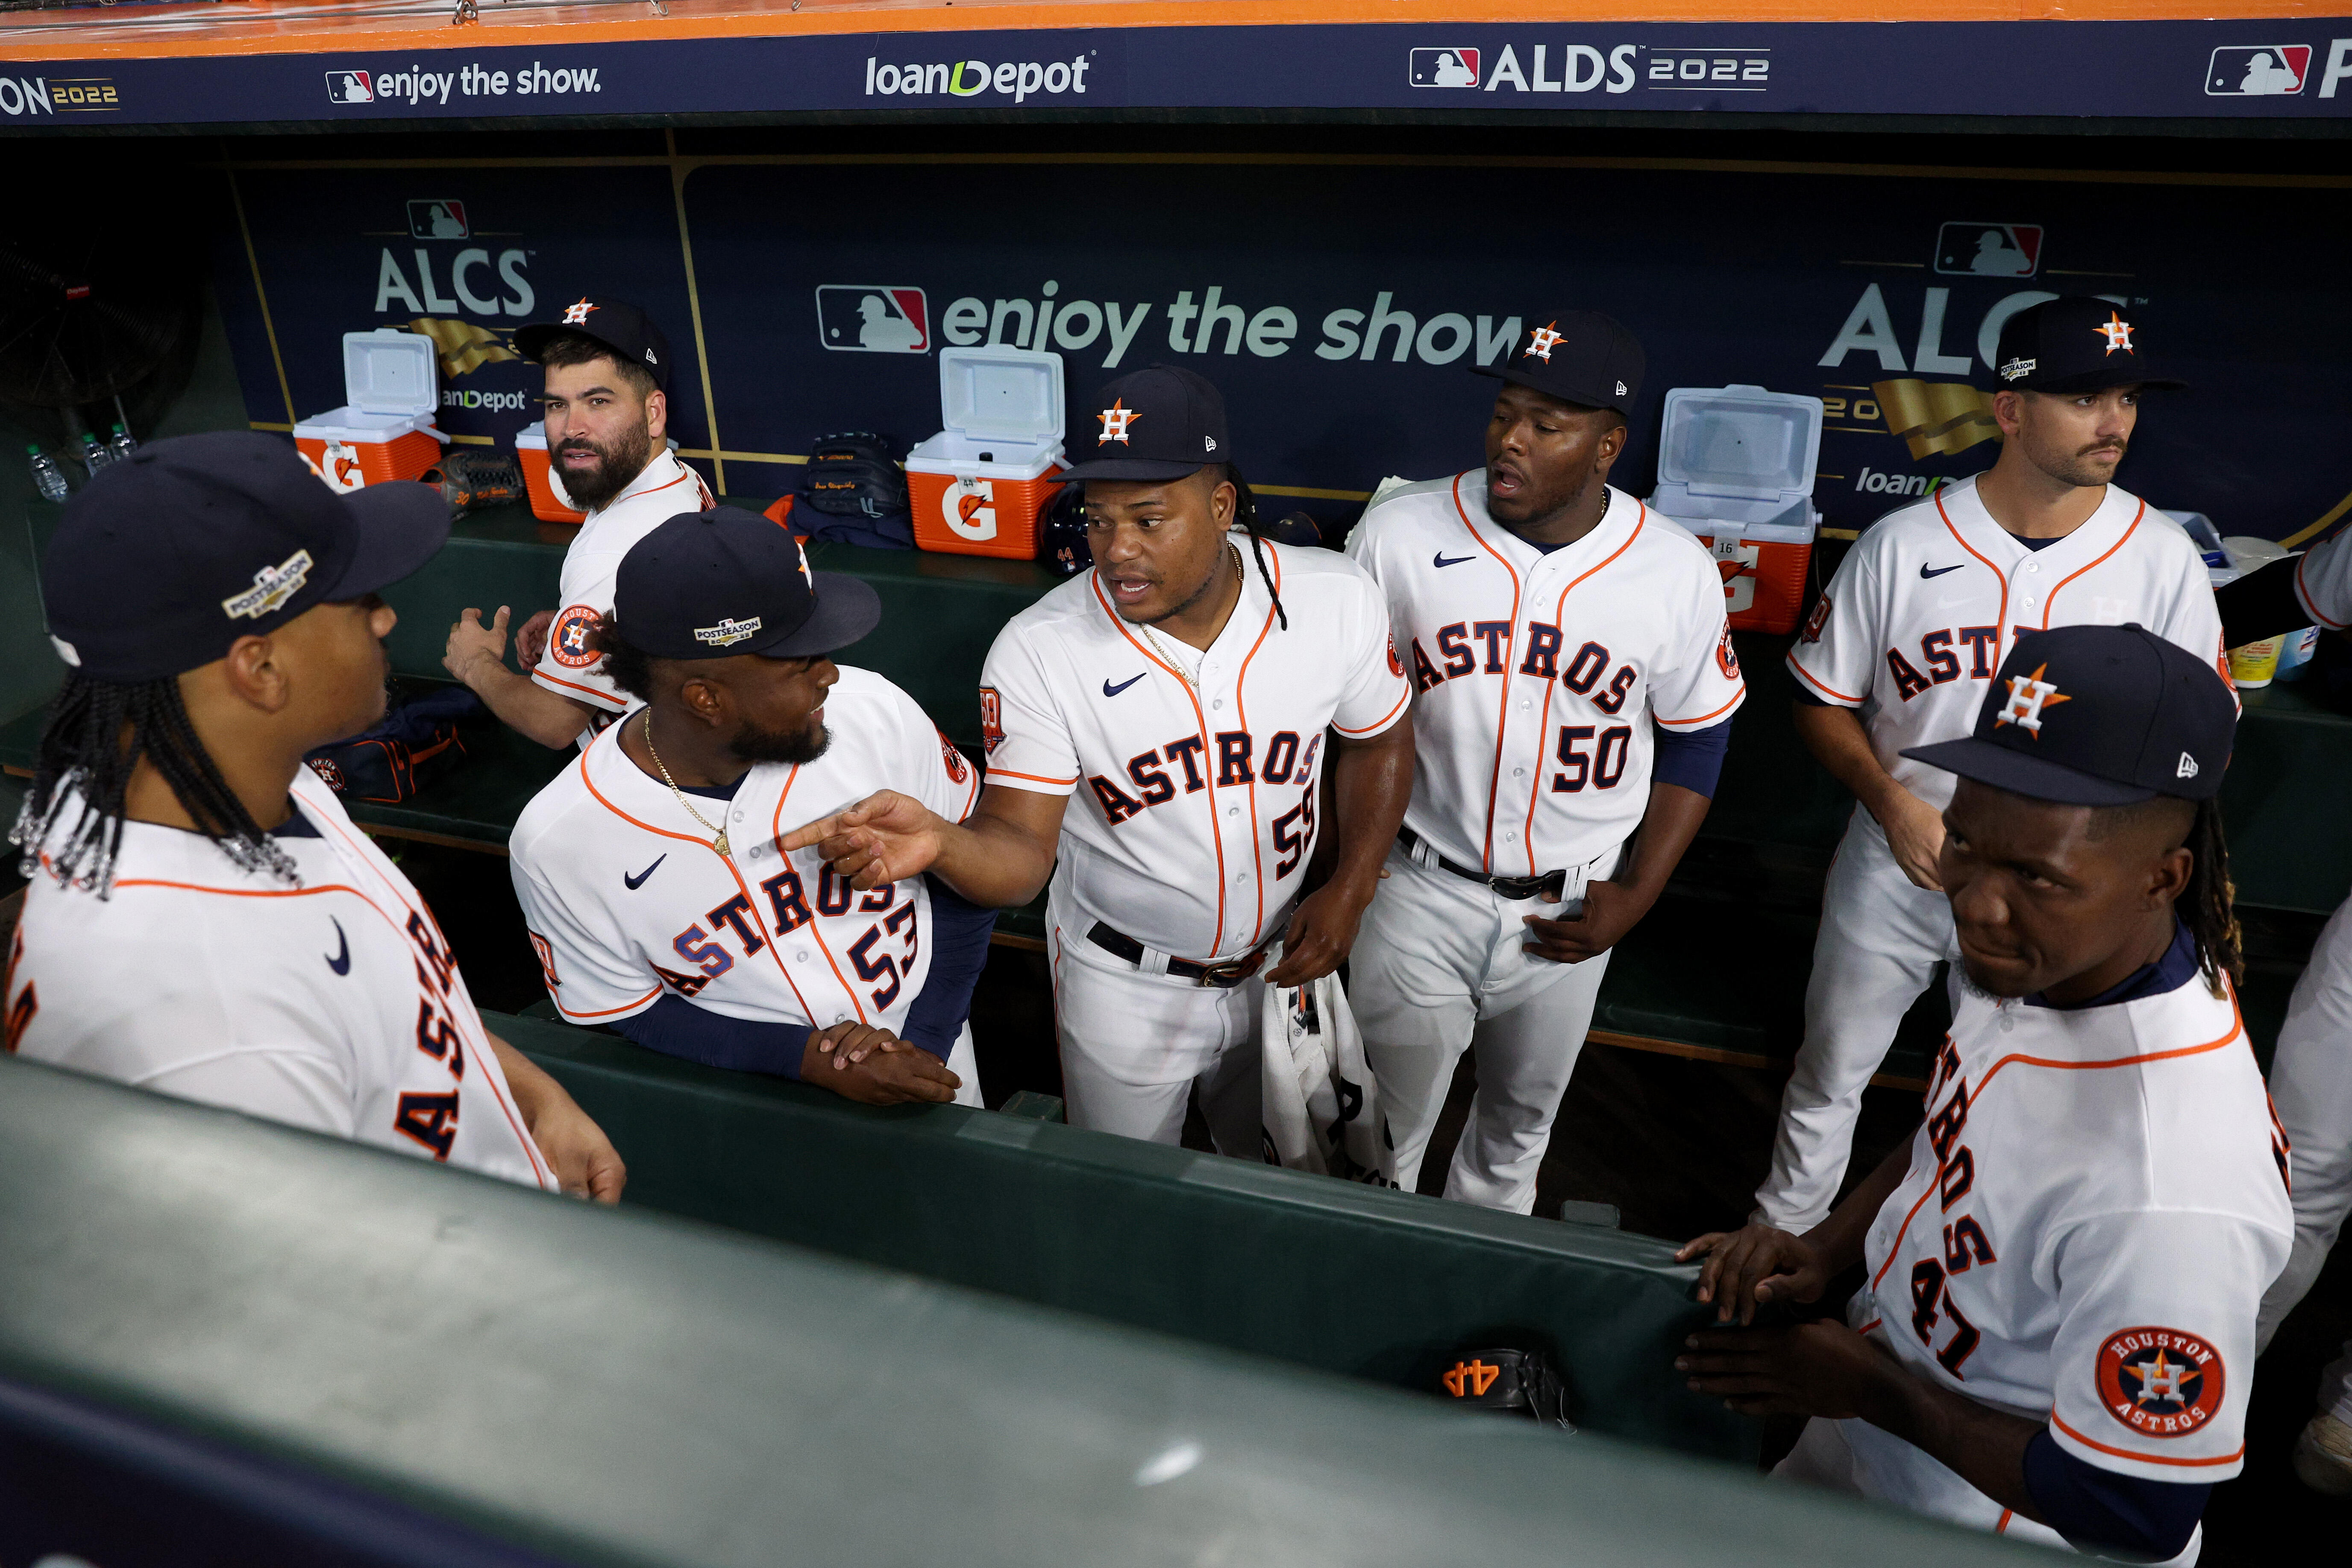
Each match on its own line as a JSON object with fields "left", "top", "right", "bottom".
{"left": 6, "top": 768, "right": 553, "bottom": 1190}
{"left": 1791, "top": 475, "right": 2228, "bottom": 817}
{"left": 532, "top": 448, "right": 716, "bottom": 724}
{"left": 1839, "top": 963, "right": 2290, "bottom": 1545}
{"left": 1345, "top": 471, "right": 1745, "bottom": 875}
{"left": 509, "top": 666, "right": 980, "bottom": 1034}
{"left": 979, "top": 538, "right": 1410, "bottom": 962}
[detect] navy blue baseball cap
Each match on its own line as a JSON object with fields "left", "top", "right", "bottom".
{"left": 514, "top": 296, "right": 672, "bottom": 393}
{"left": 1993, "top": 297, "right": 2187, "bottom": 396}
{"left": 1904, "top": 624, "right": 2235, "bottom": 806}
{"left": 1475, "top": 309, "right": 1645, "bottom": 418}
{"left": 1057, "top": 364, "right": 1230, "bottom": 484}
{"left": 43, "top": 431, "right": 449, "bottom": 683}
{"left": 613, "top": 507, "right": 881, "bottom": 660}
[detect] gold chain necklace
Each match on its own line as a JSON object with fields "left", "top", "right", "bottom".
{"left": 1137, "top": 541, "right": 1243, "bottom": 689}
{"left": 640, "top": 709, "right": 731, "bottom": 858}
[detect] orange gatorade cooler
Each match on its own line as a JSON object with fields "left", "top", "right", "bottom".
{"left": 905, "top": 345, "right": 1067, "bottom": 560}
{"left": 1647, "top": 384, "right": 1825, "bottom": 635}
{"left": 293, "top": 329, "right": 448, "bottom": 493}
{"left": 515, "top": 420, "right": 587, "bottom": 523}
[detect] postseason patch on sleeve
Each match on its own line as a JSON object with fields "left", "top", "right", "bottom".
{"left": 978, "top": 686, "right": 1005, "bottom": 756}
{"left": 2096, "top": 1326, "right": 2225, "bottom": 1439}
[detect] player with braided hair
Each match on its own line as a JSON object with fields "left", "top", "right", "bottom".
{"left": 4, "top": 433, "right": 624, "bottom": 1201}
{"left": 784, "top": 366, "right": 1414, "bottom": 1151}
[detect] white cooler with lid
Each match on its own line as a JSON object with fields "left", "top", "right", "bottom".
{"left": 905, "top": 346, "right": 1067, "bottom": 560}
{"left": 1647, "top": 384, "right": 1824, "bottom": 634}
{"left": 293, "top": 328, "right": 449, "bottom": 492}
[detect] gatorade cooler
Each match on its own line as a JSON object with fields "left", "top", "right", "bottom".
{"left": 293, "top": 329, "right": 448, "bottom": 493}
{"left": 1647, "top": 384, "right": 1824, "bottom": 635}
{"left": 905, "top": 345, "right": 1066, "bottom": 560}
{"left": 515, "top": 420, "right": 587, "bottom": 523}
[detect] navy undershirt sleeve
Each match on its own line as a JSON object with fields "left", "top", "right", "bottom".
{"left": 2021, "top": 1430, "right": 2208, "bottom": 1561}
{"left": 610, "top": 994, "right": 812, "bottom": 1081}
{"left": 1651, "top": 715, "right": 1733, "bottom": 799}
{"left": 900, "top": 875, "right": 997, "bottom": 1061}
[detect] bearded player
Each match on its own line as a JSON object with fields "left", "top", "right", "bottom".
{"left": 1679, "top": 625, "right": 2287, "bottom": 1565}
{"left": 5, "top": 434, "right": 623, "bottom": 1199}
{"left": 1756, "top": 297, "right": 2228, "bottom": 1234}
{"left": 442, "top": 297, "right": 714, "bottom": 750}
{"left": 783, "top": 366, "right": 1414, "bottom": 1151}
{"left": 1342, "top": 310, "right": 1744, "bottom": 1212}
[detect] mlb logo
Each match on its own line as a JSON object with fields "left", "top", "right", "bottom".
{"left": 1933, "top": 221, "right": 2043, "bottom": 278}
{"left": 325, "top": 70, "right": 374, "bottom": 104}
{"left": 2205, "top": 44, "right": 2309, "bottom": 95}
{"left": 408, "top": 199, "right": 470, "bottom": 239}
{"left": 814, "top": 286, "right": 929, "bottom": 354}
{"left": 1407, "top": 48, "right": 1481, "bottom": 88}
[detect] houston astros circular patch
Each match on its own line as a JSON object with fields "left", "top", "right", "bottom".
{"left": 2097, "top": 1326, "right": 2224, "bottom": 1439}
{"left": 550, "top": 605, "right": 602, "bottom": 669}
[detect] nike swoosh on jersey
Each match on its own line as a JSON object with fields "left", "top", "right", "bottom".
{"left": 324, "top": 917, "right": 351, "bottom": 976}
{"left": 1919, "top": 563, "right": 1966, "bottom": 580}
{"left": 1433, "top": 552, "right": 1477, "bottom": 569}
{"left": 1103, "top": 674, "right": 1146, "bottom": 697}
{"left": 624, "top": 854, "right": 667, "bottom": 891}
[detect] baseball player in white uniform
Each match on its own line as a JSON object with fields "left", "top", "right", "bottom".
{"left": 1345, "top": 311, "right": 1745, "bottom": 1212}
{"left": 5, "top": 433, "right": 624, "bottom": 1199}
{"left": 1757, "top": 297, "right": 2230, "bottom": 1234}
{"left": 2229, "top": 525, "right": 2352, "bottom": 1491}
{"left": 1681, "top": 625, "right": 2287, "bottom": 1564}
{"left": 782, "top": 366, "right": 1415, "bottom": 1152}
{"left": 443, "top": 297, "right": 716, "bottom": 750}
{"left": 509, "top": 508, "right": 986, "bottom": 1107}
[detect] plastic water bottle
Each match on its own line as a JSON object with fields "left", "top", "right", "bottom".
{"left": 77, "top": 432, "right": 110, "bottom": 478}
{"left": 27, "top": 444, "right": 70, "bottom": 502}
{"left": 107, "top": 422, "right": 137, "bottom": 463}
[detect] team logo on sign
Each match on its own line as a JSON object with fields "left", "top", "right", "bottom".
{"left": 1933, "top": 221, "right": 2043, "bottom": 278}
{"left": 1994, "top": 663, "right": 2070, "bottom": 733}
{"left": 1407, "top": 48, "right": 1481, "bottom": 88}
{"left": 2098, "top": 1326, "right": 2225, "bottom": 1437}
{"left": 221, "top": 550, "right": 315, "bottom": 621}
{"left": 550, "top": 605, "right": 602, "bottom": 668}
{"left": 814, "top": 286, "right": 929, "bottom": 354}
{"left": 2205, "top": 44, "right": 2310, "bottom": 96}
{"left": 1524, "top": 321, "right": 1564, "bottom": 361}
{"left": 561, "top": 298, "right": 599, "bottom": 325}
{"left": 1097, "top": 398, "right": 1139, "bottom": 444}
{"left": 2096, "top": 311, "right": 2136, "bottom": 355}
{"left": 1442, "top": 1359, "right": 1501, "bottom": 1397}
{"left": 978, "top": 686, "right": 1005, "bottom": 755}
{"left": 694, "top": 615, "right": 763, "bottom": 648}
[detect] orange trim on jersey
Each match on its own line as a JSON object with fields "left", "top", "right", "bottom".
{"left": 2038, "top": 500, "right": 2143, "bottom": 629}
{"left": 554, "top": 985, "right": 663, "bottom": 1022}
{"left": 1656, "top": 689, "right": 1744, "bottom": 729}
{"left": 1092, "top": 572, "right": 1228, "bottom": 946}
{"left": 1996, "top": 1510, "right": 2014, "bottom": 1533}
{"left": 1230, "top": 545, "right": 1285, "bottom": 950}
{"left": 2296, "top": 549, "right": 2348, "bottom": 630}
{"left": 1333, "top": 686, "right": 1411, "bottom": 737}
{"left": 531, "top": 665, "right": 628, "bottom": 710}
{"left": 1870, "top": 1169, "right": 1941, "bottom": 1292}
{"left": 1936, "top": 488, "right": 2011, "bottom": 647}
{"left": 1788, "top": 657, "right": 1865, "bottom": 706}
{"left": 767, "top": 759, "right": 873, "bottom": 1026}
{"left": 1451, "top": 472, "right": 1524, "bottom": 875}
{"left": 986, "top": 767, "right": 1081, "bottom": 788}
{"left": 2050, "top": 1413, "right": 2246, "bottom": 1468}
{"left": 1856, "top": 1318, "right": 1883, "bottom": 1337}
{"left": 1517, "top": 501, "right": 1645, "bottom": 876}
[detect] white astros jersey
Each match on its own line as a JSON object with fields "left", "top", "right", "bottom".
{"left": 1841, "top": 970, "right": 2290, "bottom": 1533}
{"left": 2294, "top": 525, "right": 2352, "bottom": 630}
{"left": 5, "top": 768, "right": 553, "bottom": 1190}
{"left": 1790, "top": 475, "right": 2226, "bottom": 816}
{"left": 509, "top": 666, "right": 980, "bottom": 1034}
{"left": 532, "top": 448, "right": 716, "bottom": 725}
{"left": 1345, "top": 473, "right": 1745, "bottom": 876}
{"left": 981, "top": 538, "right": 1411, "bottom": 963}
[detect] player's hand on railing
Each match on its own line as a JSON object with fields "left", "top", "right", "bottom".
{"left": 444, "top": 604, "right": 512, "bottom": 682}
{"left": 803, "top": 1021, "right": 961, "bottom": 1106}
{"left": 514, "top": 607, "right": 557, "bottom": 671}
{"left": 780, "top": 790, "right": 945, "bottom": 890}
{"left": 1675, "top": 1320, "right": 1894, "bottom": 1420}
{"left": 1521, "top": 878, "right": 1653, "bottom": 965}
{"left": 1675, "top": 1223, "right": 1831, "bottom": 1325}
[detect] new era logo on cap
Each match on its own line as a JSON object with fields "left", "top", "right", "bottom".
{"left": 2178, "top": 751, "right": 2200, "bottom": 780}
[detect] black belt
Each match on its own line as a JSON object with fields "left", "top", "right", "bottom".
{"left": 1398, "top": 825, "right": 1566, "bottom": 903}
{"left": 1087, "top": 922, "right": 1271, "bottom": 988}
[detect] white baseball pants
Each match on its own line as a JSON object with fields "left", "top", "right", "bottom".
{"left": 1047, "top": 905, "right": 1263, "bottom": 1157}
{"left": 1349, "top": 844, "right": 1615, "bottom": 1214}
{"left": 2258, "top": 895, "right": 2352, "bottom": 1423}
{"left": 1754, "top": 810, "right": 1959, "bottom": 1234}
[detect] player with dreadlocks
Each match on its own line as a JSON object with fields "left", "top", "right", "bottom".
{"left": 783, "top": 364, "right": 1415, "bottom": 1152}
{"left": 5, "top": 432, "right": 625, "bottom": 1202}
{"left": 1678, "top": 624, "right": 2285, "bottom": 1565}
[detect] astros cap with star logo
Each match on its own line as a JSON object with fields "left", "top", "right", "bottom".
{"left": 514, "top": 296, "right": 674, "bottom": 393}
{"left": 1474, "top": 308, "right": 1644, "bottom": 417}
{"left": 1054, "top": 364, "right": 1231, "bottom": 485}
{"left": 1991, "top": 296, "right": 2188, "bottom": 396}
{"left": 1904, "top": 624, "right": 2234, "bottom": 805}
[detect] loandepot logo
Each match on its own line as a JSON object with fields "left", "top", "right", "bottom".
{"left": 864, "top": 52, "right": 1094, "bottom": 103}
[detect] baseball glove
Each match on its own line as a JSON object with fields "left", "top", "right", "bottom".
{"left": 1436, "top": 1347, "right": 1577, "bottom": 1432}
{"left": 800, "top": 431, "right": 910, "bottom": 520}
{"left": 420, "top": 450, "right": 524, "bottom": 519}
